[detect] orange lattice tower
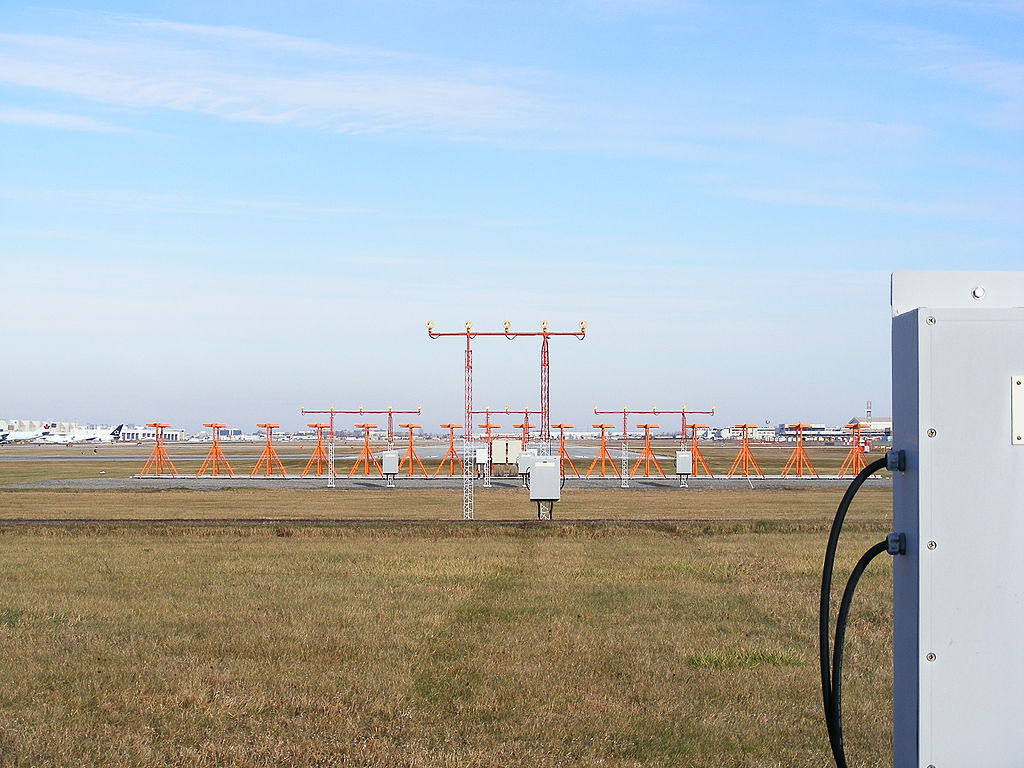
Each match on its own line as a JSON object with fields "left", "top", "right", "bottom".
{"left": 631, "top": 423, "right": 667, "bottom": 477}
{"left": 586, "top": 423, "right": 620, "bottom": 477}
{"left": 196, "top": 422, "right": 233, "bottom": 477}
{"left": 139, "top": 422, "right": 178, "bottom": 476}
{"left": 781, "top": 423, "right": 819, "bottom": 477}
{"left": 727, "top": 424, "right": 765, "bottom": 477}
{"left": 551, "top": 423, "right": 580, "bottom": 477}
{"left": 251, "top": 423, "right": 287, "bottom": 477}
{"left": 398, "top": 423, "right": 428, "bottom": 477}
{"left": 434, "top": 423, "right": 465, "bottom": 477}
{"left": 685, "top": 423, "right": 714, "bottom": 477}
{"left": 302, "top": 423, "right": 333, "bottom": 477}
{"left": 837, "top": 422, "right": 867, "bottom": 477}
{"left": 349, "top": 423, "right": 383, "bottom": 477}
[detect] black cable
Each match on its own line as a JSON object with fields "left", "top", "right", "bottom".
{"left": 819, "top": 456, "right": 888, "bottom": 767}
{"left": 829, "top": 539, "right": 887, "bottom": 763}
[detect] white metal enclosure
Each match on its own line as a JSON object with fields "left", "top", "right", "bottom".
{"left": 891, "top": 271, "right": 1024, "bottom": 767}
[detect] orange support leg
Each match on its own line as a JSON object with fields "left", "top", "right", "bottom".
{"left": 551, "top": 423, "right": 580, "bottom": 477}
{"left": 301, "top": 423, "right": 333, "bottom": 477}
{"left": 349, "top": 423, "right": 383, "bottom": 477}
{"left": 434, "top": 423, "right": 465, "bottom": 477}
{"left": 630, "top": 424, "right": 667, "bottom": 477}
{"left": 251, "top": 423, "right": 287, "bottom": 477}
{"left": 727, "top": 424, "right": 765, "bottom": 477}
{"left": 837, "top": 422, "right": 867, "bottom": 477}
{"left": 140, "top": 422, "right": 178, "bottom": 476}
{"left": 398, "top": 423, "right": 428, "bottom": 477}
{"left": 197, "top": 422, "right": 233, "bottom": 477}
{"left": 781, "top": 423, "right": 819, "bottom": 477}
{"left": 585, "top": 423, "right": 621, "bottom": 477}
{"left": 687, "top": 423, "right": 714, "bottom": 477}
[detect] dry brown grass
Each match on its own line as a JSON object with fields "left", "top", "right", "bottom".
{"left": 0, "top": 522, "right": 892, "bottom": 767}
{"left": 0, "top": 486, "right": 890, "bottom": 524}
{"left": 0, "top": 485, "right": 893, "bottom": 767}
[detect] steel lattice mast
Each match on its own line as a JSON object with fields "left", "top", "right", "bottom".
{"left": 426, "top": 321, "right": 586, "bottom": 519}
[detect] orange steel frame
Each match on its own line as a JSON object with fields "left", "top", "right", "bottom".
{"left": 398, "top": 423, "right": 428, "bottom": 477}
{"left": 651, "top": 406, "right": 716, "bottom": 447}
{"left": 506, "top": 406, "right": 544, "bottom": 448}
{"left": 551, "top": 423, "right": 580, "bottom": 477}
{"left": 585, "top": 423, "right": 620, "bottom": 477}
{"left": 434, "top": 423, "right": 465, "bottom": 477}
{"left": 426, "top": 321, "right": 586, "bottom": 443}
{"left": 349, "top": 423, "right": 383, "bottom": 477}
{"left": 140, "top": 422, "right": 177, "bottom": 476}
{"left": 299, "top": 407, "right": 422, "bottom": 448}
{"left": 727, "top": 424, "right": 765, "bottom": 477}
{"left": 631, "top": 423, "right": 667, "bottom": 477}
{"left": 301, "top": 423, "right": 333, "bottom": 477}
{"left": 685, "top": 423, "right": 714, "bottom": 477}
{"left": 837, "top": 422, "right": 867, "bottom": 477}
{"left": 781, "top": 423, "right": 819, "bottom": 477}
{"left": 251, "top": 423, "right": 287, "bottom": 477}
{"left": 196, "top": 422, "right": 233, "bottom": 477}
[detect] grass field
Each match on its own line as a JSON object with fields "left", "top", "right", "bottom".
{"left": 0, "top": 484, "right": 893, "bottom": 767}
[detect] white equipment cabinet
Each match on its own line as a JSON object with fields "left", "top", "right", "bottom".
{"left": 529, "top": 458, "right": 560, "bottom": 520}
{"left": 891, "top": 271, "right": 1024, "bottom": 767}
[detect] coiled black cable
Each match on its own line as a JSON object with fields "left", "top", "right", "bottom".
{"left": 819, "top": 456, "right": 889, "bottom": 768}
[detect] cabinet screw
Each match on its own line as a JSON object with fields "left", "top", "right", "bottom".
{"left": 927, "top": 541, "right": 936, "bottom": 550}
{"left": 927, "top": 429, "right": 937, "bottom": 438}
{"left": 926, "top": 653, "right": 936, "bottom": 661}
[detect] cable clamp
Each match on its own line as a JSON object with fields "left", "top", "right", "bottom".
{"left": 886, "top": 531, "right": 906, "bottom": 556}
{"left": 886, "top": 449, "right": 906, "bottom": 472}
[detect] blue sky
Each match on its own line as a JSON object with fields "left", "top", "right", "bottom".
{"left": 1, "top": 0, "right": 1021, "bottom": 432}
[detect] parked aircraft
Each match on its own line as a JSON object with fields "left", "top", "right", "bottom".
{"left": 37, "top": 425, "right": 123, "bottom": 444}
{"left": 0, "top": 424, "right": 53, "bottom": 443}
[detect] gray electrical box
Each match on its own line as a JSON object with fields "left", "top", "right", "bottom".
{"left": 517, "top": 449, "right": 538, "bottom": 475}
{"left": 475, "top": 448, "right": 489, "bottom": 466}
{"left": 492, "top": 439, "right": 523, "bottom": 465}
{"left": 891, "top": 271, "right": 1024, "bottom": 767}
{"left": 529, "top": 459, "right": 561, "bottom": 501}
{"left": 380, "top": 450, "right": 399, "bottom": 475}
{"left": 675, "top": 450, "right": 692, "bottom": 476}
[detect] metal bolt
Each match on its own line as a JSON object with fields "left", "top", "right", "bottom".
{"left": 926, "top": 652, "right": 936, "bottom": 662}
{"left": 972, "top": 286, "right": 986, "bottom": 299}
{"left": 927, "top": 429, "right": 937, "bottom": 438}
{"left": 927, "top": 541, "right": 937, "bottom": 550}
{"left": 926, "top": 316, "right": 936, "bottom": 325}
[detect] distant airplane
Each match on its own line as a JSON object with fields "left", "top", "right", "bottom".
{"left": 37, "top": 424, "right": 123, "bottom": 444}
{"left": 0, "top": 424, "right": 53, "bottom": 443}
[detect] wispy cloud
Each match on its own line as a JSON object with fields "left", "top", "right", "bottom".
{"left": 718, "top": 183, "right": 983, "bottom": 217}
{"left": 0, "top": 187, "right": 376, "bottom": 217}
{"left": 0, "top": 25, "right": 551, "bottom": 139}
{"left": 875, "top": 26, "right": 1024, "bottom": 130}
{"left": 0, "top": 106, "right": 122, "bottom": 132}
